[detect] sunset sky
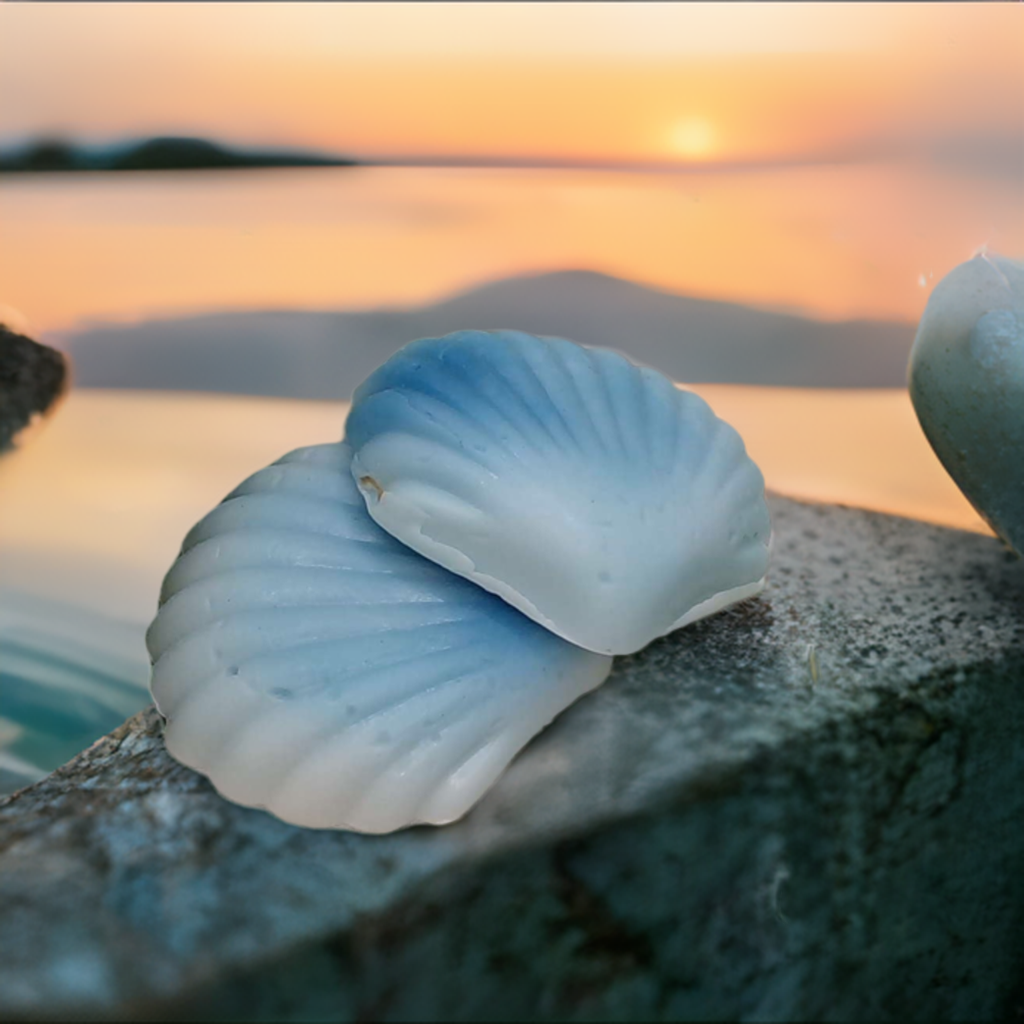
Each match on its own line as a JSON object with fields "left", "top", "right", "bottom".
{"left": 1, "top": 3, "right": 1021, "bottom": 165}
{"left": 0, "top": 4, "right": 1021, "bottom": 334}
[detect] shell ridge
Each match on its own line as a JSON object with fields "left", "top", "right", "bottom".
{"left": 453, "top": 336, "right": 578, "bottom": 458}
{"left": 651, "top": 376, "right": 684, "bottom": 471}
{"left": 477, "top": 354, "right": 570, "bottom": 458}
{"left": 336, "top": 673, "right": 519, "bottom": 828}
{"left": 594, "top": 348, "right": 636, "bottom": 463}
{"left": 529, "top": 336, "right": 603, "bottom": 458}
{"left": 435, "top": 345, "right": 550, "bottom": 458}
{"left": 418, "top": 734, "right": 519, "bottom": 823}
{"left": 209, "top": 707, "right": 345, "bottom": 806}
{"left": 587, "top": 345, "right": 634, "bottom": 462}
{"left": 668, "top": 387, "right": 686, "bottom": 484}
{"left": 157, "top": 632, "right": 490, "bottom": 743}
{"left": 512, "top": 340, "right": 588, "bottom": 459}
{"left": 673, "top": 390, "right": 728, "bottom": 488}
{"left": 275, "top": 443, "right": 350, "bottom": 469}
{"left": 155, "top": 610, "right": 483, "bottom": 690}
{"left": 194, "top": 523, "right": 399, "bottom": 559}
{"left": 151, "top": 566, "right": 450, "bottom": 653}
{"left": 343, "top": 713, "right": 503, "bottom": 828}
{"left": 568, "top": 345, "right": 623, "bottom": 461}
{"left": 408, "top": 642, "right": 613, "bottom": 822}
{"left": 650, "top": 373, "right": 681, "bottom": 470}
{"left": 152, "top": 604, "right": 473, "bottom": 684}
{"left": 632, "top": 360, "right": 655, "bottom": 467}
{"left": 151, "top": 618, "right": 493, "bottom": 718}
{"left": 353, "top": 434, "right": 500, "bottom": 509}
{"left": 162, "top": 529, "right": 419, "bottom": 597}
{"left": 648, "top": 371, "right": 680, "bottom": 474}
{"left": 667, "top": 400, "right": 715, "bottom": 491}
{"left": 261, "top": 671, "right": 498, "bottom": 824}
{"left": 152, "top": 569, "right": 468, "bottom": 655}
{"left": 227, "top": 462, "right": 360, "bottom": 505}
{"left": 353, "top": 677, "right": 499, "bottom": 772}
{"left": 688, "top": 420, "right": 754, "bottom": 500}
{"left": 372, "top": 344, "right": 519, "bottom": 452}
{"left": 218, "top": 489, "right": 372, "bottom": 521}
{"left": 237, "top": 632, "right": 494, "bottom": 699}
{"left": 399, "top": 382, "right": 500, "bottom": 454}
{"left": 212, "top": 658, "right": 496, "bottom": 792}
{"left": 183, "top": 494, "right": 382, "bottom": 553}
{"left": 367, "top": 387, "right": 501, "bottom": 468}
{"left": 164, "top": 563, "right": 450, "bottom": 609}
{"left": 161, "top": 678, "right": 268, "bottom": 769}
{"left": 174, "top": 532, "right": 421, "bottom": 581}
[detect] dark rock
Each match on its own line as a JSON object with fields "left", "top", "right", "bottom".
{"left": 106, "top": 137, "right": 354, "bottom": 173}
{"left": 0, "top": 325, "right": 67, "bottom": 451}
{"left": 1, "top": 496, "right": 1023, "bottom": 1021}
{"left": 4, "top": 138, "right": 80, "bottom": 172}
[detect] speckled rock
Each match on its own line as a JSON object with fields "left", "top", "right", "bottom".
{"left": 0, "top": 324, "right": 67, "bottom": 451}
{"left": 1, "top": 496, "right": 1023, "bottom": 1022}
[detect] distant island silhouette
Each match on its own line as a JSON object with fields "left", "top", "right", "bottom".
{"left": 0, "top": 136, "right": 356, "bottom": 173}
{"left": 6, "top": 133, "right": 1019, "bottom": 178}
{"left": 61, "top": 269, "right": 916, "bottom": 394}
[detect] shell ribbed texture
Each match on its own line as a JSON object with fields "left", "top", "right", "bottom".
{"left": 147, "top": 443, "right": 611, "bottom": 833}
{"left": 346, "top": 330, "right": 771, "bottom": 654}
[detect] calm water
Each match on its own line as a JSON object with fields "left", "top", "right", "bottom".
{"left": 1, "top": 161, "right": 1021, "bottom": 338}
{"left": 0, "top": 590, "right": 149, "bottom": 793}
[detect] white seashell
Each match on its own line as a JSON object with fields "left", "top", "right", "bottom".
{"left": 346, "top": 330, "right": 771, "bottom": 655}
{"left": 147, "top": 443, "right": 611, "bottom": 833}
{"left": 908, "top": 252, "right": 1024, "bottom": 554}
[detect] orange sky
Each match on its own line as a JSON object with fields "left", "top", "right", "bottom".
{"left": 0, "top": 4, "right": 1020, "bottom": 334}
{"left": 0, "top": 4, "right": 1021, "bottom": 164}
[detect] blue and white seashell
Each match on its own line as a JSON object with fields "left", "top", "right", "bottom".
{"left": 908, "top": 252, "right": 1024, "bottom": 554}
{"left": 147, "top": 443, "right": 612, "bottom": 833}
{"left": 346, "top": 330, "right": 771, "bottom": 655}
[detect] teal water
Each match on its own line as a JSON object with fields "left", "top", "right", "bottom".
{"left": 0, "top": 590, "right": 150, "bottom": 794}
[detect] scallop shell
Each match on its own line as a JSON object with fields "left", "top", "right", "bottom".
{"left": 147, "top": 443, "right": 611, "bottom": 833}
{"left": 346, "top": 330, "right": 771, "bottom": 655}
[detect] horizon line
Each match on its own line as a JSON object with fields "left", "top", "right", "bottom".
{"left": 0, "top": 132, "right": 956, "bottom": 177}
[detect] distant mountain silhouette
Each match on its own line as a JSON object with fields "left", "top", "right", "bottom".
{"left": 63, "top": 270, "right": 915, "bottom": 397}
{"left": 0, "top": 136, "right": 355, "bottom": 173}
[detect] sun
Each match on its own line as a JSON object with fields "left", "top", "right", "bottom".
{"left": 668, "top": 117, "right": 718, "bottom": 160}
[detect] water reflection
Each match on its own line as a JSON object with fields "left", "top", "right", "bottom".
{"left": 1, "top": 163, "right": 1020, "bottom": 338}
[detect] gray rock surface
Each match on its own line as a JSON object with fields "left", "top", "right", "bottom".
{"left": 1, "top": 495, "right": 1023, "bottom": 1021}
{"left": 0, "top": 325, "right": 67, "bottom": 451}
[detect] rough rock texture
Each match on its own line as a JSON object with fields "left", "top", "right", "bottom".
{"left": 0, "top": 325, "right": 67, "bottom": 451}
{"left": 1, "top": 495, "right": 1023, "bottom": 1021}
